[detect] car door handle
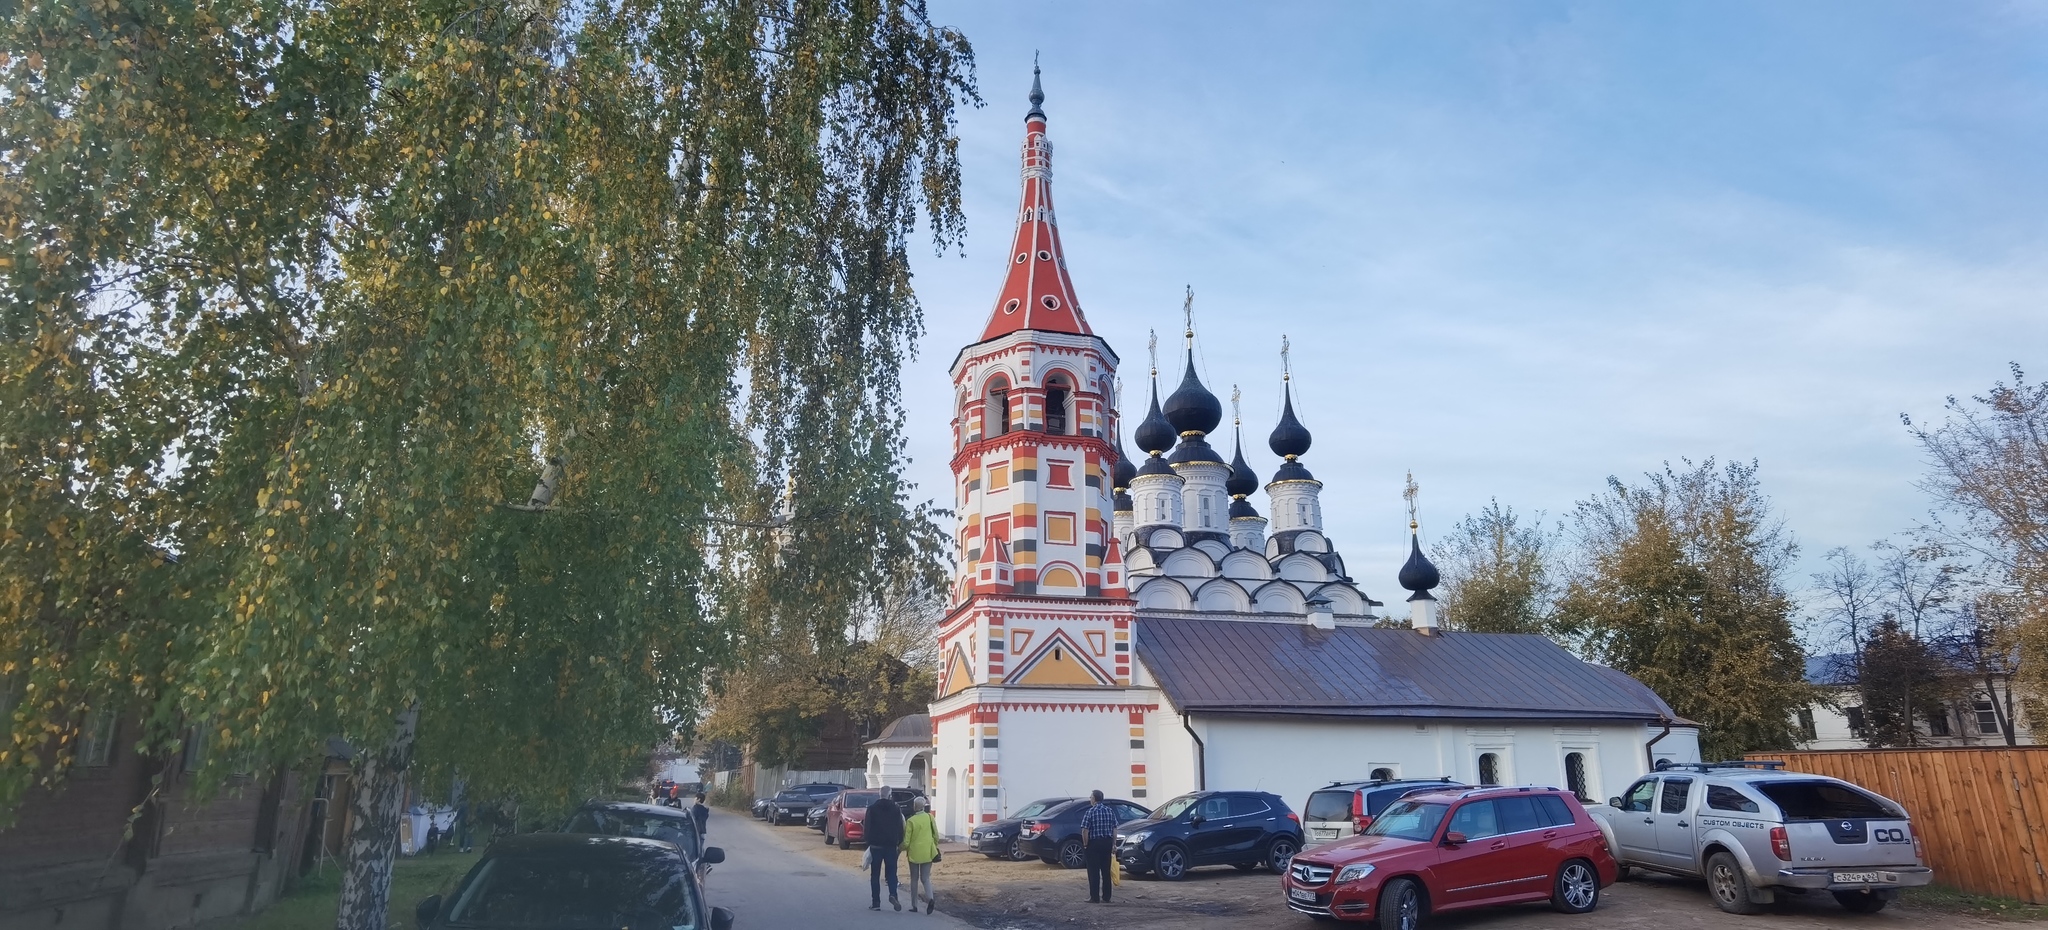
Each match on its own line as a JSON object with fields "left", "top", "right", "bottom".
{"left": 1488, "top": 841, "right": 1507, "bottom": 851}
{"left": 1678, "top": 821, "right": 1689, "bottom": 828}
{"left": 1643, "top": 818, "right": 1654, "bottom": 824}
{"left": 1542, "top": 831, "right": 1557, "bottom": 839}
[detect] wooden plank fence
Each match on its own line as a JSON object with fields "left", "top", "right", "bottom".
{"left": 1746, "top": 748, "right": 2048, "bottom": 903}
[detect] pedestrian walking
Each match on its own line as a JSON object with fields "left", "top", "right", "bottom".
{"left": 691, "top": 793, "right": 710, "bottom": 839}
{"left": 903, "top": 796, "right": 940, "bottom": 915}
{"left": 863, "top": 793, "right": 906, "bottom": 911}
{"left": 1079, "top": 789, "right": 1119, "bottom": 903}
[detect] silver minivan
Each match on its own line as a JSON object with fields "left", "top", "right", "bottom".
{"left": 1590, "top": 761, "right": 1932, "bottom": 914}
{"left": 1299, "top": 777, "right": 1461, "bottom": 847}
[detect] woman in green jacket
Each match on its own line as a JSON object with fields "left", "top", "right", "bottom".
{"left": 903, "top": 796, "right": 940, "bottom": 915}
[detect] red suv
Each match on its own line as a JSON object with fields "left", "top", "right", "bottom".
{"left": 1281, "top": 786, "right": 1615, "bottom": 928}
{"left": 823, "top": 787, "right": 923, "bottom": 849}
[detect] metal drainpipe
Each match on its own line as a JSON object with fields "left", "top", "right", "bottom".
{"left": 1645, "top": 716, "right": 1674, "bottom": 770}
{"left": 1182, "top": 713, "right": 1206, "bottom": 791}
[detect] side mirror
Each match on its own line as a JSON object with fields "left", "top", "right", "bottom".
{"left": 1441, "top": 831, "right": 1467, "bottom": 848}
{"left": 1189, "top": 814, "right": 1206, "bottom": 827}
{"left": 1608, "top": 797, "right": 1623, "bottom": 809}
{"left": 415, "top": 894, "right": 443, "bottom": 927}
{"left": 711, "top": 906, "right": 736, "bottom": 930}
{"left": 701, "top": 846, "right": 726, "bottom": 864}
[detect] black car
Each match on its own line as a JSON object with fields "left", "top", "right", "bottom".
{"left": 560, "top": 801, "right": 711, "bottom": 881}
{"left": 416, "top": 834, "right": 733, "bottom": 930}
{"left": 1017, "top": 797, "right": 1150, "bottom": 869}
{"left": 1113, "top": 790, "right": 1302, "bottom": 881}
{"left": 806, "top": 804, "right": 828, "bottom": 832}
{"left": 968, "top": 797, "right": 1080, "bottom": 861}
{"left": 766, "top": 782, "right": 852, "bottom": 825}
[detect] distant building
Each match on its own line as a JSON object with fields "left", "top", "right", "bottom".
{"left": 925, "top": 69, "right": 1700, "bottom": 840}
{"left": 1798, "top": 654, "right": 2031, "bottom": 750}
{"left": 865, "top": 714, "right": 932, "bottom": 790}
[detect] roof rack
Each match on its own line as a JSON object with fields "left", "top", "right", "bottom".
{"left": 1652, "top": 760, "right": 1786, "bottom": 773}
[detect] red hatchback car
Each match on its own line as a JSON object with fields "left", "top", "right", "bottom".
{"left": 1281, "top": 786, "right": 1616, "bottom": 929}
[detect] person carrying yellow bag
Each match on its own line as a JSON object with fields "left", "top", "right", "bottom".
{"left": 903, "top": 796, "right": 941, "bottom": 915}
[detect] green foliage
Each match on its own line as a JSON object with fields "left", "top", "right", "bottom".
{"left": 1857, "top": 617, "right": 1963, "bottom": 748}
{"left": 0, "top": 0, "right": 974, "bottom": 821}
{"left": 1556, "top": 459, "right": 1817, "bottom": 759}
{"left": 1432, "top": 498, "right": 1558, "bottom": 635}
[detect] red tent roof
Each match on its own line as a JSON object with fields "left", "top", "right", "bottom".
{"left": 978, "top": 76, "right": 1093, "bottom": 341}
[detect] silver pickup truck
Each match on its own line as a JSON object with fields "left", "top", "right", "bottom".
{"left": 1586, "top": 761, "right": 1932, "bottom": 915}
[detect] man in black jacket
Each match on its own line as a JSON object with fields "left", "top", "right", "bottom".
{"left": 864, "top": 794, "right": 906, "bottom": 911}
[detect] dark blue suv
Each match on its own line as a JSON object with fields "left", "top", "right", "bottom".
{"left": 1114, "top": 790, "right": 1302, "bottom": 881}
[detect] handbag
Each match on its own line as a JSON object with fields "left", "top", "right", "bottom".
{"left": 932, "top": 849, "right": 942, "bottom": 863}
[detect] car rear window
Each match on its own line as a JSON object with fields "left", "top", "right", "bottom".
{"left": 1014, "top": 799, "right": 1064, "bottom": 819}
{"left": 843, "top": 792, "right": 881, "bottom": 807}
{"left": 1757, "top": 781, "right": 1895, "bottom": 820}
{"left": 1304, "top": 790, "right": 1355, "bottom": 822}
{"left": 1534, "top": 794, "right": 1576, "bottom": 826}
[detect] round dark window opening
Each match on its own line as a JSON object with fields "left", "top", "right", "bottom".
{"left": 1041, "top": 295, "right": 1060, "bottom": 310}
{"left": 1015, "top": 253, "right": 1027, "bottom": 264}
{"left": 1004, "top": 299, "right": 1020, "bottom": 314}
{"left": 1037, "top": 250, "right": 1051, "bottom": 261}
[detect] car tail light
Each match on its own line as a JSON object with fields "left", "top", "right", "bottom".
{"left": 1770, "top": 826, "right": 1792, "bottom": 861}
{"left": 1910, "top": 824, "right": 1925, "bottom": 861}
{"left": 1288, "top": 811, "right": 1301, "bottom": 825}
{"left": 1020, "top": 821, "right": 1040, "bottom": 838}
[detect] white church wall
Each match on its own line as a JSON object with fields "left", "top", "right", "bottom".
{"left": 1201, "top": 718, "right": 1459, "bottom": 815}
{"left": 933, "top": 714, "right": 974, "bottom": 840}
{"left": 989, "top": 705, "right": 1136, "bottom": 815}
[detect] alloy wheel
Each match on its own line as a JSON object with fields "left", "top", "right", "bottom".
{"left": 1008, "top": 836, "right": 1030, "bottom": 862}
{"left": 1561, "top": 862, "right": 1597, "bottom": 910}
{"left": 1059, "top": 839, "right": 1087, "bottom": 869}
{"left": 1156, "top": 845, "right": 1187, "bottom": 880}
{"left": 1711, "top": 862, "right": 1740, "bottom": 904}
{"left": 1268, "top": 838, "right": 1298, "bottom": 873}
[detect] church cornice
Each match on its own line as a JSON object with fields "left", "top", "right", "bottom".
{"left": 950, "top": 329, "right": 1120, "bottom": 376}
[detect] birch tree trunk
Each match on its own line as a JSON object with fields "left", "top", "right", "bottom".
{"left": 337, "top": 705, "right": 419, "bottom": 930}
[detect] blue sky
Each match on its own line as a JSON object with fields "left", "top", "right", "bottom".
{"left": 899, "top": 1, "right": 2048, "bottom": 611}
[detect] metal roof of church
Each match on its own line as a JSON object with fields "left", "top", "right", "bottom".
{"left": 1135, "top": 617, "right": 1682, "bottom": 723}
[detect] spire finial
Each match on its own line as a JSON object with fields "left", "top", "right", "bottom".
{"left": 1404, "top": 470, "right": 1420, "bottom": 532}
{"left": 1148, "top": 328, "right": 1158, "bottom": 378}
{"left": 1281, "top": 334, "right": 1292, "bottom": 383}
{"left": 1028, "top": 53, "right": 1045, "bottom": 119}
{"left": 1231, "top": 384, "right": 1242, "bottom": 427}
{"left": 1182, "top": 285, "right": 1195, "bottom": 345}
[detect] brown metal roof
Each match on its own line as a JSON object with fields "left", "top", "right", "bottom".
{"left": 865, "top": 713, "right": 932, "bottom": 747}
{"left": 1134, "top": 617, "right": 1676, "bottom": 722}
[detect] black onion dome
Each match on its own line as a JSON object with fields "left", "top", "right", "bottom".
{"left": 1226, "top": 429, "right": 1258, "bottom": 497}
{"left": 1228, "top": 497, "right": 1259, "bottom": 519}
{"left": 1167, "top": 434, "right": 1224, "bottom": 466}
{"left": 1162, "top": 350, "right": 1223, "bottom": 437}
{"left": 1027, "top": 64, "right": 1046, "bottom": 121}
{"left": 1137, "top": 454, "right": 1176, "bottom": 478}
{"left": 1398, "top": 534, "right": 1440, "bottom": 592}
{"left": 1113, "top": 435, "right": 1138, "bottom": 491}
{"left": 1114, "top": 490, "right": 1134, "bottom": 513}
{"left": 1134, "top": 380, "right": 1175, "bottom": 455}
{"left": 1268, "top": 384, "right": 1312, "bottom": 459}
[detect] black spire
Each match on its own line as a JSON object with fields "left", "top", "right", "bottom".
{"left": 1134, "top": 376, "right": 1175, "bottom": 456}
{"left": 1027, "top": 59, "right": 1046, "bottom": 121}
{"left": 1226, "top": 426, "right": 1258, "bottom": 498}
{"left": 1162, "top": 349, "right": 1223, "bottom": 437}
{"left": 1398, "top": 533, "right": 1440, "bottom": 593}
{"left": 1113, "top": 433, "right": 1138, "bottom": 492}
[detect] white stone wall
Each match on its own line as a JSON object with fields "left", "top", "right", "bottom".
{"left": 991, "top": 704, "right": 1142, "bottom": 810}
{"left": 1175, "top": 461, "right": 1230, "bottom": 536}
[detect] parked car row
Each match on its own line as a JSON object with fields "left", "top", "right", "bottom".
{"left": 413, "top": 798, "right": 736, "bottom": 930}
{"left": 1272, "top": 761, "right": 1933, "bottom": 928}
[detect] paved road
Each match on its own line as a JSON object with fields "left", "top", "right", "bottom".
{"left": 702, "top": 812, "right": 977, "bottom": 930}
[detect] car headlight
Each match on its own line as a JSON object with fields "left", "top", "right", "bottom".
{"left": 1336, "top": 863, "right": 1376, "bottom": 884}
{"left": 1121, "top": 831, "right": 1150, "bottom": 845}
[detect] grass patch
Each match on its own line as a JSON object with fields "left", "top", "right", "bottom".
{"left": 1901, "top": 884, "right": 2048, "bottom": 921}
{"left": 227, "top": 850, "right": 480, "bottom": 930}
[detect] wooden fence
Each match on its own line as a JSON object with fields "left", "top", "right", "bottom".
{"left": 1746, "top": 748, "right": 2048, "bottom": 903}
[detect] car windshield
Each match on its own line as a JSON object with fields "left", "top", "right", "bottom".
{"left": 1014, "top": 799, "right": 1066, "bottom": 819}
{"left": 561, "top": 810, "right": 697, "bottom": 855}
{"left": 773, "top": 793, "right": 806, "bottom": 802}
{"left": 844, "top": 792, "right": 881, "bottom": 807}
{"left": 1757, "top": 781, "right": 1897, "bottom": 820}
{"left": 1363, "top": 801, "right": 1448, "bottom": 841}
{"left": 1151, "top": 794, "right": 1201, "bottom": 820}
{"left": 1304, "top": 790, "right": 1355, "bottom": 822}
{"left": 444, "top": 853, "right": 698, "bottom": 929}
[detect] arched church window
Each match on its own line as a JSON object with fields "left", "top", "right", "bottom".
{"left": 1565, "top": 752, "right": 1589, "bottom": 801}
{"left": 1199, "top": 495, "right": 1212, "bottom": 528}
{"left": 1370, "top": 767, "right": 1394, "bottom": 781}
{"left": 987, "top": 377, "right": 1011, "bottom": 436}
{"left": 1297, "top": 502, "right": 1308, "bottom": 523}
{"left": 1478, "top": 753, "right": 1501, "bottom": 786}
{"left": 1044, "top": 374, "right": 1071, "bottom": 435}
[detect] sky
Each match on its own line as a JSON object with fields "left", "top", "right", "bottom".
{"left": 896, "top": 1, "right": 2048, "bottom": 613}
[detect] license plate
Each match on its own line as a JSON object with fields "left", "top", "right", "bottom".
{"left": 1289, "top": 888, "right": 1318, "bottom": 903}
{"left": 1312, "top": 828, "right": 1338, "bottom": 839}
{"left": 968, "top": 839, "right": 981, "bottom": 850}
{"left": 1833, "top": 871, "right": 1899, "bottom": 884}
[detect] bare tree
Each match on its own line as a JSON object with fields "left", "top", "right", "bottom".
{"left": 1812, "top": 546, "right": 1884, "bottom": 655}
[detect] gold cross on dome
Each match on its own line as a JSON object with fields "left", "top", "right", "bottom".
{"left": 1280, "top": 335, "right": 1292, "bottom": 382}
{"left": 1404, "top": 471, "right": 1420, "bottom": 532}
{"left": 1182, "top": 286, "right": 1195, "bottom": 344}
{"left": 1147, "top": 329, "right": 1158, "bottom": 377}
{"left": 1231, "top": 385, "right": 1242, "bottom": 427}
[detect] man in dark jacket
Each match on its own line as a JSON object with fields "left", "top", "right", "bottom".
{"left": 863, "top": 794, "right": 906, "bottom": 911}
{"left": 691, "top": 793, "right": 710, "bottom": 838}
